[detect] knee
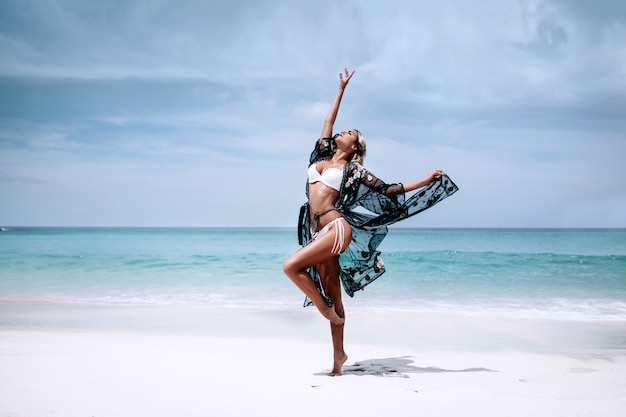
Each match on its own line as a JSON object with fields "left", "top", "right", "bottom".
{"left": 282, "top": 258, "right": 296, "bottom": 276}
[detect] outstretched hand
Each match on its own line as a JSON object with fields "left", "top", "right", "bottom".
{"left": 425, "top": 169, "right": 445, "bottom": 184}
{"left": 339, "top": 68, "right": 355, "bottom": 89}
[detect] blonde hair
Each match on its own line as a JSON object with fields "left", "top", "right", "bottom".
{"left": 351, "top": 129, "right": 367, "bottom": 165}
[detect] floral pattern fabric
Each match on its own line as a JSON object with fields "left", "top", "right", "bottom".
{"left": 299, "top": 136, "right": 458, "bottom": 305}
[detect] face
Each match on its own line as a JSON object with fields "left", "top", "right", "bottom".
{"left": 336, "top": 130, "right": 359, "bottom": 151}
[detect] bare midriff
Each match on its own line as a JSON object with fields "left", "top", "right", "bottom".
{"left": 308, "top": 182, "right": 343, "bottom": 232}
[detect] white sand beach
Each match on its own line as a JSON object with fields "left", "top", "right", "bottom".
{"left": 1, "top": 303, "right": 625, "bottom": 417}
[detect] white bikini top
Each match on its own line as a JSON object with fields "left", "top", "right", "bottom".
{"left": 308, "top": 164, "right": 342, "bottom": 191}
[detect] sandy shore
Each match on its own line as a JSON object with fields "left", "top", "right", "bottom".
{"left": 1, "top": 302, "right": 625, "bottom": 417}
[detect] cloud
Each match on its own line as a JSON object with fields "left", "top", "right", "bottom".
{"left": 0, "top": 0, "right": 625, "bottom": 227}
{"left": 1, "top": 1, "right": 624, "bottom": 110}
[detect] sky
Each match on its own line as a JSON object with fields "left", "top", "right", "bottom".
{"left": 0, "top": 0, "right": 625, "bottom": 228}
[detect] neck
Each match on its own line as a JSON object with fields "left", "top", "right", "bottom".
{"left": 332, "top": 149, "right": 350, "bottom": 163}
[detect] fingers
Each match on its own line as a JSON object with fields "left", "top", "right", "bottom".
{"left": 429, "top": 169, "right": 444, "bottom": 181}
{"left": 339, "top": 68, "right": 356, "bottom": 83}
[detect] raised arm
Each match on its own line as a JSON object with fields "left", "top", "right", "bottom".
{"left": 320, "top": 68, "right": 355, "bottom": 139}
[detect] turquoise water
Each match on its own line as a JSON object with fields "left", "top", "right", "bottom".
{"left": 1, "top": 227, "right": 625, "bottom": 320}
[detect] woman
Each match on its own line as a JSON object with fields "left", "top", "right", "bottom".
{"left": 283, "top": 69, "right": 458, "bottom": 376}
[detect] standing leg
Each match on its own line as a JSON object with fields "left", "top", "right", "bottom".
{"left": 319, "top": 256, "right": 348, "bottom": 376}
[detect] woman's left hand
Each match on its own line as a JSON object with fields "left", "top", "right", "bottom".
{"left": 425, "top": 169, "right": 444, "bottom": 184}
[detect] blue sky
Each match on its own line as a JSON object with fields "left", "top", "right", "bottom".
{"left": 1, "top": 0, "right": 624, "bottom": 227}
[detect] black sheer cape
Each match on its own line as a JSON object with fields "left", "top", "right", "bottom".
{"left": 298, "top": 137, "right": 458, "bottom": 305}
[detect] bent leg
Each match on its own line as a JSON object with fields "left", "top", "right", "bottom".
{"left": 283, "top": 230, "right": 347, "bottom": 325}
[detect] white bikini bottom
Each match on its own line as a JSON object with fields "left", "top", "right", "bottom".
{"left": 311, "top": 217, "right": 346, "bottom": 255}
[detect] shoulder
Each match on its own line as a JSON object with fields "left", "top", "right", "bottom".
{"left": 310, "top": 136, "right": 337, "bottom": 164}
{"left": 346, "top": 161, "right": 363, "bottom": 169}
{"left": 318, "top": 136, "right": 336, "bottom": 149}
{"left": 343, "top": 162, "right": 366, "bottom": 189}
{"left": 345, "top": 161, "right": 366, "bottom": 177}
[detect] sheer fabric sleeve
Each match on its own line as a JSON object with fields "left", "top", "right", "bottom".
{"left": 359, "top": 174, "right": 459, "bottom": 227}
{"left": 339, "top": 162, "right": 406, "bottom": 219}
{"left": 309, "top": 137, "right": 337, "bottom": 164}
{"left": 359, "top": 167, "right": 405, "bottom": 197}
{"left": 338, "top": 163, "right": 459, "bottom": 228}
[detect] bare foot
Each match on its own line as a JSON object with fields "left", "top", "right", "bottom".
{"left": 320, "top": 305, "right": 345, "bottom": 325}
{"left": 329, "top": 351, "right": 348, "bottom": 376}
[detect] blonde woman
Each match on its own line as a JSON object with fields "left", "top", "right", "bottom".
{"left": 283, "top": 69, "right": 458, "bottom": 375}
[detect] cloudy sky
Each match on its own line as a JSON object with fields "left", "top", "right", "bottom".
{"left": 1, "top": 0, "right": 624, "bottom": 227}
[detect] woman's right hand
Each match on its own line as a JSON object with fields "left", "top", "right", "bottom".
{"left": 339, "top": 68, "right": 355, "bottom": 89}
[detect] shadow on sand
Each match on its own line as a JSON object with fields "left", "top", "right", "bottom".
{"left": 316, "top": 356, "right": 497, "bottom": 378}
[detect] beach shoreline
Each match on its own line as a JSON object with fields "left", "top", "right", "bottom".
{"left": 1, "top": 302, "right": 625, "bottom": 416}
{"left": 2, "top": 300, "right": 625, "bottom": 350}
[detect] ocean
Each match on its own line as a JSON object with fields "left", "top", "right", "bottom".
{"left": 1, "top": 227, "right": 625, "bottom": 321}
